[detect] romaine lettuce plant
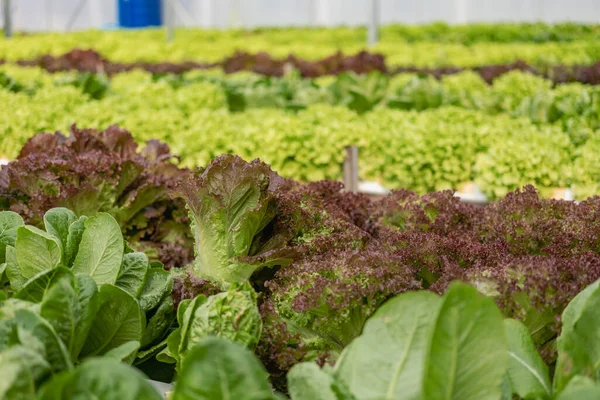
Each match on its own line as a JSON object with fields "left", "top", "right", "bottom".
{"left": 170, "top": 154, "right": 295, "bottom": 288}
{"left": 3, "top": 354, "right": 164, "bottom": 399}
{"left": 171, "top": 337, "right": 279, "bottom": 400}
{"left": 0, "top": 208, "right": 175, "bottom": 364}
{"left": 157, "top": 281, "right": 262, "bottom": 372}
{"left": 170, "top": 158, "right": 394, "bottom": 374}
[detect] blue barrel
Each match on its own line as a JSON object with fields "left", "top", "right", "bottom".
{"left": 118, "top": 0, "right": 162, "bottom": 28}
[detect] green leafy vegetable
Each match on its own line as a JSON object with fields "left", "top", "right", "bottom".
{"left": 72, "top": 213, "right": 124, "bottom": 285}
{"left": 172, "top": 337, "right": 275, "bottom": 400}
{"left": 0, "top": 211, "right": 24, "bottom": 263}
{"left": 116, "top": 252, "right": 150, "bottom": 298}
{"left": 554, "top": 279, "right": 600, "bottom": 392}
{"left": 140, "top": 295, "right": 175, "bottom": 348}
{"left": 333, "top": 291, "right": 441, "bottom": 400}
{"left": 43, "top": 207, "right": 77, "bottom": 261}
{"left": 37, "top": 357, "right": 162, "bottom": 400}
{"left": 557, "top": 376, "right": 600, "bottom": 400}
{"left": 504, "top": 318, "right": 552, "bottom": 399}
{"left": 15, "top": 226, "right": 62, "bottom": 278}
{"left": 139, "top": 268, "right": 172, "bottom": 313}
{"left": 161, "top": 281, "right": 262, "bottom": 370}
{"left": 288, "top": 363, "right": 352, "bottom": 400}
{"left": 172, "top": 154, "right": 290, "bottom": 287}
{"left": 104, "top": 340, "right": 141, "bottom": 364}
{"left": 9, "top": 309, "right": 73, "bottom": 373}
{"left": 15, "top": 266, "right": 74, "bottom": 303}
{"left": 64, "top": 216, "right": 87, "bottom": 268}
{"left": 79, "top": 284, "right": 143, "bottom": 358}
{"left": 421, "top": 283, "right": 508, "bottom": 400}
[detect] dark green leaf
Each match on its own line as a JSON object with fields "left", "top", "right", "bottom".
{"left": 15, "top": 226, "right": 62, "bottom": 278}
{"left": 139, "top": 268, "right": 172, "bottom": 312}
{"left": 37, "top": 357, "right": 162, "bottom": 400}
{"left": 15, "top": 266, "right": 74, "bottom": 303}
{"left": 117, "top": 252, "right": 150, "bottom": 299}
{"left": 141, "top": 295, "right": 176, "bottom": 348}
{"left": 72, "top": 213, "right": 124, "bottom": 285}
{"left": 79, "top": 285, "right": 143, "bottom": 358}
{"left": 135, "top": 338, "right": 168, "bottom": 364}
{"left": 64, "top": 216, "right": 87, "bottom": 267}
{"left": 39, "top": 272, "right": 79, "bottom": 358}
{"left": 104, "top": 340, "right": 140, "bottom": 364}
{"left": 43, "top": 208, "right": 77, "bottom": 263}
{"left": 0, "top": 211, "right": 24, "bottom": 263}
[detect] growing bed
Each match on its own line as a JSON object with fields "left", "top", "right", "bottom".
{"left": 1, "top": 23, "right": 600, "bottom": 399}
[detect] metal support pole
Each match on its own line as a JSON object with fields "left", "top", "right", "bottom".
{"left": 231, "top": 0, "right": 241, "bottom": 29}
{"left": 367, "top": 0, "right": 380, "bottom": 46}
{"left": 536, "top": 0, "right": 544, "bottom": 21}
{"left": 3, "top": 0, "right": 12, "bottom": 38}
{"left": 165, "top": 0, "right": 174, "bottom": 42}
{"left": 170, "top": 0, "right": 195, "bottom": 27}
{"left": 47, "top": 0, "right": 54, "bottom": 31}
{"left": 455, "top": 0, "right": 468, "bottom": 24}
{"left": 313, "top": 0, "right": 329, "bottom": 26}
{"left": 200, "top": 0, "right": 214, "bottom": 28}
{"left": 89, "top": 0, "right": 102, "bottom": 29}
{"left": 66, "top": 0, "right": 88, "bottom": 32}
{"left": 343, "top": 146, "right": 359, "bottom": 193}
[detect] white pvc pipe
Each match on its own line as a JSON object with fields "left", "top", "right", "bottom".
{"left": 165, "top": 0, "right": 174, "bottom": 41}
{"left": 455, "top": 0, "right": 468, "bottom": 24}
{"left": 313, "top": 0, "right": 329, "bottom": 26}
{"left": 200, "top": 0, "right": 213, "bottom": 28}
{"left": 170, "top": 0, "right": 195, "bottom": 27}
{"left": 89, "top": 0, "right": 102, "bottom": 29}
{"left": 367, "top": 0, "right": 380, "bottom": 46}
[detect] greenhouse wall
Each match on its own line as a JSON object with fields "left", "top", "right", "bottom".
{"left": 2, "top": 0, "right": 600, "bottom": 32}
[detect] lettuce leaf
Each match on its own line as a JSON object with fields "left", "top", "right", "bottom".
{"left": 172, "top": 154, "right": 293, "bottom": 287}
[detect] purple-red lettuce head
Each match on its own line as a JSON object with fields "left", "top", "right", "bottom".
{"left": 0, "top": 125, "right": 193, "bottom": 268}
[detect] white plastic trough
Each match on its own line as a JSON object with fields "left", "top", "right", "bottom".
{"left": 148, "top": 380, "right": 172, "bottom": 399}
{"left": 358, "top": 181, "right": 390, "bottom": 196}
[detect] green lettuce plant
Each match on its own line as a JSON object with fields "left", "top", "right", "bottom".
{"left": 157, "top": 281, "right": 262, "bottom": 373}
{"left": 166, "top": 278, "right": 600, "bottom": 400}
{"left": 0, "top": 208, "right": 175, "bottom": 364}
{"left": 171, "top": 154, "right": 295, "bottom": 288}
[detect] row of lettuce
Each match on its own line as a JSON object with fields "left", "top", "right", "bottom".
{"left": 151, "top": 67, "right": 600, "bottom": 125}
{"left": 1, "top": 27, "right": 599, "bottom": 66}
{"left": 1, "top": 65, "right": 599, "bottom": 199}
{"left": 379, "top": 22, "right": 600, "bottom": 43}
{"left": 3, "top": 130, "right": 600, "bottom": 397}
{"left": 4, "top": 257, "right": 600, "bottom": 399}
